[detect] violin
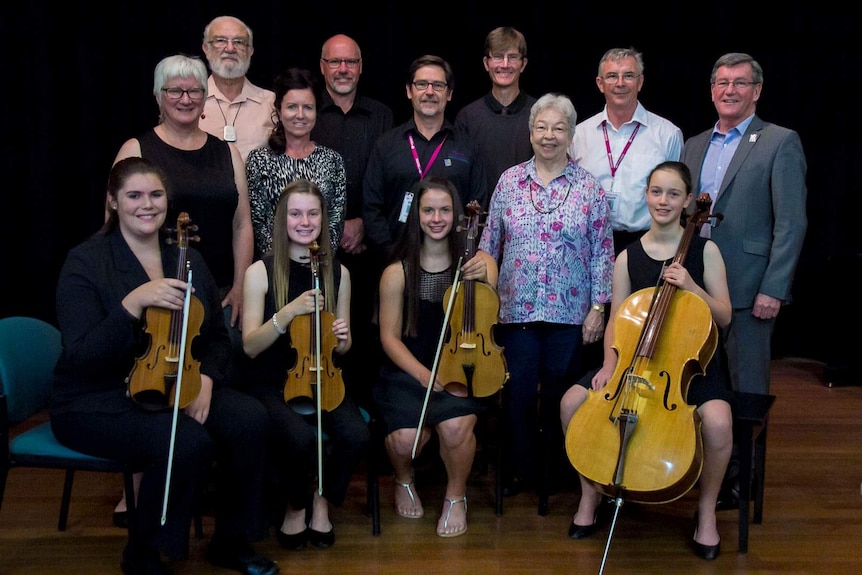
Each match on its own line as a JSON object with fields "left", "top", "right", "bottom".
{"left": 283, "top": 241, "right": 345, "bottom": 414}
{"left": 128, "top": 212, "right": 203, "bottom": 411}
{"left": 437, "top": 200, "right": 509, "bottom": 398}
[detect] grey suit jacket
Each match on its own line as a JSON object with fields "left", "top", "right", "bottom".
{"left": 681, "top": 115, "right": 807, "bottom": 309}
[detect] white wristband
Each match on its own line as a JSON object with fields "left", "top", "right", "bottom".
{"left": 272, "top": 312, "right": 286, "bottom": 335}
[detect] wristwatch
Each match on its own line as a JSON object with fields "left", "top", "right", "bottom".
{"left": 591, "top": 303, "right": 606, "bottom": 313}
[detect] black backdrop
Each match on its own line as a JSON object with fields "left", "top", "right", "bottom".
{"left": 3, "top": 1, "right": 858, "bottom": 364}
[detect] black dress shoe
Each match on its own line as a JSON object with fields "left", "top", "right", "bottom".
{"left": 307, "top": 526, "right": 335, "bottom": 548}
{"left": 206, "top": 542, "right": 280, "bottom": 575}
{"left": 568, "top": 516, "right": 599, "bottom": 540}
{"left": 275, "top": 528, "right": 307, "bottom": 550}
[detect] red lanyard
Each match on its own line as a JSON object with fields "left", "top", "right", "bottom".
{"left": 602, "top": 121, "right": 641, "bottom": 178}
{"left": 409, "top": 133, "right": 448, "bottom": 178}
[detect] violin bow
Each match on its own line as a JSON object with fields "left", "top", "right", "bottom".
{"left": 310, "top": 243, "right": 325, "bottom": 496}
{"left": 412, "top": 257, "right": 463, "bottom": 459}
{"left": 161, "top": 265, "right": 194, "bottom": 525}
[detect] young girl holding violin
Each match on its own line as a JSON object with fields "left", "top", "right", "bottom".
{"left": 50, "top": 157, "right": 278, "bottom": 575}
{"left": 560, "top": 161, "right": 734, "bottom": 560}
{"left": 241, "top": 179, "right": 369, "bottom": 550}
{"left": 375, "top": 177, "right": 498, "bottom": 538}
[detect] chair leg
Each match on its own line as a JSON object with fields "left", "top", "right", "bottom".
{"left": 58, "top": 469, "right": 75, "bottom": 531}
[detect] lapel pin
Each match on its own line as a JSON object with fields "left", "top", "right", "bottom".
{"left": 749, "top": 133, "right": 758, "bottom": 143}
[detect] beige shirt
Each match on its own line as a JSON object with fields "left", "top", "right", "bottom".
{"left": 201, "top": 76, "right": 275, "bottom": 162}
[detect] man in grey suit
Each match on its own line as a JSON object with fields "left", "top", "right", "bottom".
{"left": 682, "top": 52, "right": 807, "bottom": 395}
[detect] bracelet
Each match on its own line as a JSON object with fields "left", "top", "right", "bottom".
{"left": 591, "top": 303, "right": 606, "bottom": 313}
{"left": 272, "top": 312, "right": 287, "bottom": 335}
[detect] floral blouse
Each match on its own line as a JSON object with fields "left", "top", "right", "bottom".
{"left": 478, "top": 156, "right": 614, "bottom": 325}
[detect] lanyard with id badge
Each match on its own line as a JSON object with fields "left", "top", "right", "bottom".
{"left": 400, "top": 133, "right": 448, "bottom": 222}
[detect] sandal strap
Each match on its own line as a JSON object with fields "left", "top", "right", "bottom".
{"left": 442, "top": 496, "right": 467, "bottom": 529}
{"left": 396, "top": 481, "right": 418, "bottom": 509}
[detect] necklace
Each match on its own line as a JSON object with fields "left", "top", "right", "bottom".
{"left": 530, "top": 183, "right": 573, "bottom": 214}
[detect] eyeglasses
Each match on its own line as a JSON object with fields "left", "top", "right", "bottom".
{"left": 602, "top": 72, "right": 641, "bottom": 83}
{"left": 207, "top": 37, "right": 249, "bottom": 50}
{"left": 488, "top": 53, "right": 523, "bottom": 64}
{"left": 161, "top": 87, "right": 205, "bottom": 101}
{"left": 713, "top": 79, "right": 759, "bottom": 90}
{"left": 322, "top": 58, "right": 360, "bottom": 69}
{"left": 412, "top": 80, "right": 448, "bottom": 92}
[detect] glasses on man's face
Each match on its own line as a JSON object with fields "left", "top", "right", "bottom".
{"left": 412, "top": 80, "right": 448, "bottom": 92}
{"left": 207, "top": 37, "right": 249, "bottom": 50}
{"left": 488, "top": 53, "right": 523, "bottom": 64}
{"left": 602, "top": 72, "right": 641, "bottom": 83}
{"left": 322, "top": 58, "right": 360, "bottom": 69}
{"left": 162, "top": 87, "right": 205, "bottom": 101}
{"left": 712, "top": 79, "right": 758, "bottom": 90}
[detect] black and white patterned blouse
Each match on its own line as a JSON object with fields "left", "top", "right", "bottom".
{"left": 245, "top": 144, "right": 346, "bottom": 259}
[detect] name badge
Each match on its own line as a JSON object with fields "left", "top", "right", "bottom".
{"left": 223, "top": 125, "right": 237, "bottom": 142}
{"left": 398, "top": 191, "right": 414, "bottom": 223}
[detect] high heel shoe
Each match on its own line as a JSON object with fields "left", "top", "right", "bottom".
{"left": 692, "top": 511, "right": 720, "bottom": 560}
{"left": 568, "top": 510, "right": 599, "bottom": 540}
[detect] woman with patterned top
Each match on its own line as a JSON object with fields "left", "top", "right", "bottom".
{"left": 477, "top": 93, "right": 615, "bottom": 498}
{"left": 246, "top": 68, "right": 346, "bottom": 260}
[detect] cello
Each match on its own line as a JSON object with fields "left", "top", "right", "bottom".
{"left": 436, "top": 200, "right": 509, "bottom": 399}
{"left": 127, "top": 212, "right": 203, "bottom": 410}
{"left": 565, "top": 194, "right": 718, "bottom": 569}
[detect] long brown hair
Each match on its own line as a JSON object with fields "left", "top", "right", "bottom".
{"left": 271, "top": 179, "right": 336, "bottom": 312}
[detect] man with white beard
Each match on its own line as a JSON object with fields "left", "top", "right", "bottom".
{"left": 201, "top": 15, "right": 276, "bottom": 162}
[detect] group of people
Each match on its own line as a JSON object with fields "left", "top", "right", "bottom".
{"left": 47, "top": 14, "right": 807, "bottom": 575}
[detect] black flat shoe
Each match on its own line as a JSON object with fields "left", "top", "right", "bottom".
{"left": 206, "top": 542, "right": 280, "bottom": 575}
{"left": 692, "top": 539, "right": 721, "bottom": 560}
{"left": 307, "top": 526, "right": 335, "bottom": 548}
{"left": 113, "top": 510, "right": 128, "bottom": 529}
{"left": 276, "top": 528, "right": 308, "bottom": 550}
{"left": 692, "top": 510, "right": 721, "bottom": 560}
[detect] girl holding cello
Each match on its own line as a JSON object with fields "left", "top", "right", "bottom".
{"left": 560, "top": 161, "right": 733, "bottom": 560}
{"left": 242, "top": 179, "right": 368, "bottom": 550}
{"left": 375, "top": 177, "right": 498, "bottom": 538}
{"left": 50, "top": 158, "right": 277, "bottom": 575}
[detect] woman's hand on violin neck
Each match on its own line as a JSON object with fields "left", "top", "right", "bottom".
{"left": 461, "top": 255, "right": 487, "bottom": 281}
{"left": 293, "top": 288, "right": 324, "bottom": 316}
{"left": 124, "top": 278, "right": 187, "bottom": 318}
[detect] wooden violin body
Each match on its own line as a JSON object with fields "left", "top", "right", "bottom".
{"left": 283, "top": 241, "right": 345, "bottom": 414}
{"left": 566, "top": 287, "right": 714, "bottom": 502}
{"left": 283, "top": 309, "right": 345, "bottom": 413}
{"left": 128, "top": 213, "right": 202, "bottom": 411}
{"left": 437, "top": 200, "right": 508, "bottom": 398}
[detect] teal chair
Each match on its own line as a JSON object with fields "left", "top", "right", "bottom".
{"left": 0, "top": 316, "right": 137, "bottom": 531}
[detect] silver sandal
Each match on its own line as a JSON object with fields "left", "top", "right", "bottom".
{"left": 395, "top": 480, "right": 423, "bottom": 518}
{"left": 437, "top": 495, "right": 468, "bottom": 537}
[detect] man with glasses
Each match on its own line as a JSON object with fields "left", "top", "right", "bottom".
{"left": 455, "top": 27, "right": 536, "bottom": 197}
{"left": 201, "top": 15, "right": 275, "bottom": 162}
{"left": 312, "top": 34, "right": 394, "bottom": 410}
{"left": 570, "top": 47, "right": 683, "bottom": 256}
{"left": 363, "top": 54, "right": 487, "bottom": 257}
{"left": 682, "top": 52, "right": 807, "bottom": 397}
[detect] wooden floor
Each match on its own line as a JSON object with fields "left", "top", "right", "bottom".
{"left": 2, "top": 358, "right": 861, "bottom": 575}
